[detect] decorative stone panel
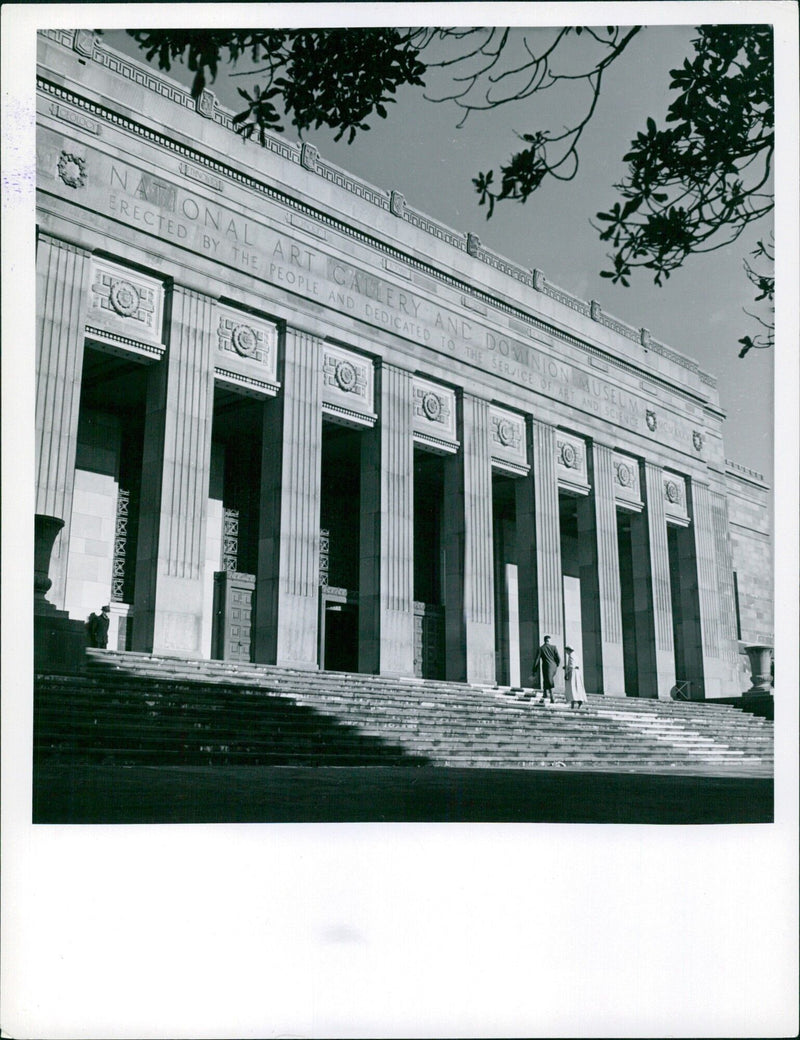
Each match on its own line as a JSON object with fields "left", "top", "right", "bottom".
{"left": 86, "top": 257, "right": 165, "bottom": 360}
{"left": 556, "top": 431, "right": 590, "bottom": 495}
{"left": 612, "top": 452, "right": 643, "bottom": 512}
{"left": 214, "top": 303, "right": 279, "bottom": 398}
{"left": 663, "top": 472, "right": 690, "bottom": 526}
{"left": 489, "top": 405, "right": 528, "bottom": 476}
{"left": 412, "top": 376, "right": 459, "bottom": 455}
{"left": 321, "top": 344, "right": 376, "bottom": 428}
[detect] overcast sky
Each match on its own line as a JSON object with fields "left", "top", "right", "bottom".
{"left": 105, "top": 20, "right": 775, "bottom": 483}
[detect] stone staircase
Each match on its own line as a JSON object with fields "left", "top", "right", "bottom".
{"left": 33, "top": 649, "right": 774, "bottom": 776}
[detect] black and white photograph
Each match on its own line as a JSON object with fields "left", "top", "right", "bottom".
{"left": 2, "top": 3, "right": 798, "bottom": 1037}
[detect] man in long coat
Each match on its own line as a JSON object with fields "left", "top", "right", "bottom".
{"left": 532, "top": 635, "right": 560, "bottom": 703}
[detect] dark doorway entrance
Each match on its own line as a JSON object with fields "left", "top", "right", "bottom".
{"left": 323, "top": 602, "right": 359, "bottom": 672}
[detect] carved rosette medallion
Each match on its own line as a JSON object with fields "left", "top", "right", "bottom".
{"left": 216, "top": 313, "right": 275, "bottom": 374}
{"left": 109, "top": 279, "right": 141, "bottom": 318}
{"left": 422, "top": 391, "right": 443, "bottom": 423}
{"left": 692, "top": 430, "right": 704, "bottom": 452}
{"left": 57, "top": 151, "right": 86, "bottom": 189}
{"left": 665, "top": 480, "right": 681, "bottom": 505}
{"left": 497, "top": 419, "right": 514, "bottom": 447}
{"left": 615, "top": 461, "right": 633, "bottom": 487}
{"left": 559, "top": 441, "right": 578, "bottom": 469}
{"left": 646, "top": 409, "right": 658, "bottom": 432}
{"left": 231, "top": 323, "right": 258, "bottom": 359}
{"left": 334, "top": 359, "right": 358, "bottom": 393}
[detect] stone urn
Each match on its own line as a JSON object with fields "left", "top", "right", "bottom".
{"left": 744, "top": 644, "right": 773, "bottom": 694}
{"left": 34, "top": 513, "right": 64, "bottom": 611}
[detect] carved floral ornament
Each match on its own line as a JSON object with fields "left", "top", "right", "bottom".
{"left": 664, "top": 479, "right": 683, "bottom": 505}
{"left": 231, "top": 323, "right": 259, "bottom": 358}
{"left": 334, "top": 359, "right": 358, "bottom": 393}
{"left": 422, "top": 391, "right": 442, "bottom": 422}
{"left": 692, "top": 430, "right": 704, "bottom": 452}
{"left": 496, "top": 418, "right": 514, "bottom": 447}
{"left": 646, "top": 409, "right": 658, "bottom": 432}
{"left": 559, "top": 440, "right": 579, "bottom": 469}
{"left": 109, "top": 279, "right": 141, "bottom": 318}
{"left": 57, "top": 151, "right": 86, "bottom": 189}
{"left": 615, "top": 461, "right": 635, "bottom": 488}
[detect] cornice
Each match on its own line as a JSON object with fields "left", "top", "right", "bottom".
{"left": 37, "top": 47, "right": 716, "bottom": 414}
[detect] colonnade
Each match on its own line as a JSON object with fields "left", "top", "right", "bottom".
{"left": 36, "top": 239, "right": 739, "bottom": 697}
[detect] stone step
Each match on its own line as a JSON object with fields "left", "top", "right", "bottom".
{"left": 36, "top": 657, "right": 773, "bottom": 778}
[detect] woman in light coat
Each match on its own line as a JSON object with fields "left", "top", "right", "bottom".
{"left": 564, "top": 646, "right": 587, "bottom": 709}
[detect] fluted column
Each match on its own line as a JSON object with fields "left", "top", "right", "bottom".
{"left": 675, "top": 480, "right": 728, "bottom": 698}
{"left": 636, "top": 462, "right": 675, "bottom": 698}
{"left": 35, "top": 234, "right": 91, "bottom": 608}
{"left": 516, "top": 419, "right": 564, "bottom": 687}
{"left": 442, "top": 394, "right": 495, "bottom": 683}
{"left": 709, "top": 486, "right": 741, "bottom": 689}
{"left": 358, "top": 363, "right": 414, "bottom": 676}
{"left": 578, "top": 442, "right": 625, "bottom": 694}
{"left": 255, "top": 327, "right": 323, "bottom": 668}
{"left": 133, "top": 287, "right": 215, "bottom": 655}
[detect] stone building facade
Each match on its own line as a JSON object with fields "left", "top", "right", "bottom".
{"left": 35, "top": 30, "right": 771, "bottom": 699}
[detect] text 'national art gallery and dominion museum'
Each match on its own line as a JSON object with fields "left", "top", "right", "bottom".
{"left": 35, "top": 30, "right": 773, "bottom": 698}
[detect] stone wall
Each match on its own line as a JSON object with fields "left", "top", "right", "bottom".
{"left": 725, "top": 462, "right": 773, "bottom": 646}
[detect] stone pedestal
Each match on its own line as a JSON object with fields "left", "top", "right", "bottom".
{"left": 744, "top": 644, "right": 773, "bottom": 694}
{"left": 34, "top": 513, "right": 86, "bottom": 673}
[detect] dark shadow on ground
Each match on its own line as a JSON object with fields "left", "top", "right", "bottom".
{"left": 32, "top": 763, "right": 773, "bottom": 825}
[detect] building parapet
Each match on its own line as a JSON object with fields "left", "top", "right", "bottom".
{"left": 725, "top": 459, "right": 769, "bottom": 488}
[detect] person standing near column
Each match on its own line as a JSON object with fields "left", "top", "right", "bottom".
{"left": 533, "top": 635, "right": 560, "bottom": 704}
{"left": 564, "top": 645, "right": 588, "bottom": 709}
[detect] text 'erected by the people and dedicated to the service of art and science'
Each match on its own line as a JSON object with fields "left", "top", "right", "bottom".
{"left": 39, "top": 136, "right": 697, "bottom": 448}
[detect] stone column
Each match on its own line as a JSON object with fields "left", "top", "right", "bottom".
{"left": 132, "top": 287, "right": 215, "bottom": 655}
{"left": 635, "top": 462, "right": 675, "bottom": 698}
{"left": 358, "top": 363, "right": 415, "bottom": 676}
{"left": 516, "top": 419, "right": 564, "bottom": 687}
{"left": 442, "top": 394, "right": 495, "bottom": 684}
{"left": 255, "top": 326, "right": 323, "bottom": 668}
{"left": 35, "top": 234, "right": 91, "bottom": 609}
{"left": 579, "top": 442, "right": 625, "bottom": 694}
{"left": 678, "top": 480, "right": 723, "bottom": 698}
{"left": 709, "top": 486, "right": 741, "bottom": 690}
